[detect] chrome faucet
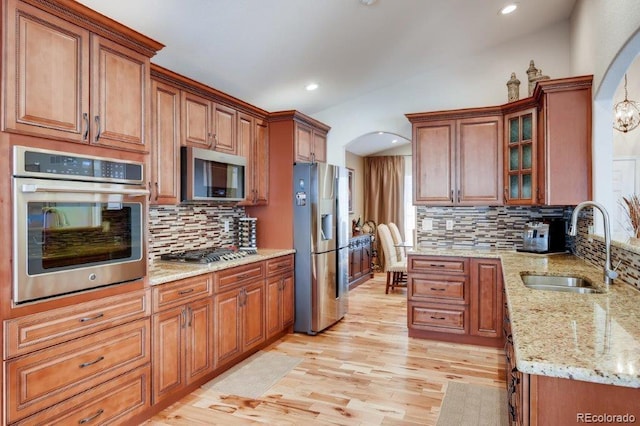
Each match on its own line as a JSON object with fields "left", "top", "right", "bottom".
{"left": 569, "top": 201, "right": 618, "bottom": 288}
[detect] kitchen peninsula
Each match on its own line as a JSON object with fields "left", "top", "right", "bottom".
{"left": 408, "top": 248, "right": 640, "bottom": 424}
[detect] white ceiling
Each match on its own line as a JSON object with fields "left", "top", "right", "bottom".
{"left": 77, "top": 0, "right": 576, "bottom": 156}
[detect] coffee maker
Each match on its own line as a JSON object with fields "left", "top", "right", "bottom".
{"left": 521, "top": 218, "right": 567, "bottom": 253}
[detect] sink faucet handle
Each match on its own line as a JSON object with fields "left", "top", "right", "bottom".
{"left": 613, "top": 259, "right": 622, "bottom": 271}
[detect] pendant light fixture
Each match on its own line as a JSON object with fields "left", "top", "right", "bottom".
{"left": 613, "top": 74, "right": 640, "bottom": 133}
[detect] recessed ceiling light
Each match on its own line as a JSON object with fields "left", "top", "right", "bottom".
{"left": 305, "top": 83, "right": 319, "bottom": 91}
{"left": 378, "top": 131, "right": 384, "bottom": 135}
{"left": 359, "top": 0, "right": 377, "bottom": 6}
{"left": 500, "top": 3, "right": 517, "bottom": 15}
{"left": 391, "top": 139, "right": 398, "bottom": 144}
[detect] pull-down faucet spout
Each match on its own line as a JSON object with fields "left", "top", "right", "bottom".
{"left": 569, "top": 201, "right": 617, "bottom": 289}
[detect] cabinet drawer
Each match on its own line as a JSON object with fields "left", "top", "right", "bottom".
{"left": 152, "top": 273, "right": 213, "bottom": 312}
{"left": 14, "top": 364, "right": 150, "bottom": 425}
{"left": 6, "top": 318, "right": 150, "bottom": 423}
{"left": 408, "top": 302, "right": 467, "bottom": 334}
{"left": 409, "top": 274, "right": 467, "bottom": 303}
{"left": 5, "top": 289, "right": 150, "bottom": 358}
{"left": 215, "top": 262, "right": 265, "bottom": 292}
{"left": 266, "top": 255, "right": 294, "bottom": 276}
{"left": 408, "top": 256, "right": 468, "bottom": 275}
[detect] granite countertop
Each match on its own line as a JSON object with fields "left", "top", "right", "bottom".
{"left": 409, "top": 247, "right": 640, "bottom": 388}
{"left": 148, "top": 248, "right": 295, "bottom": 286}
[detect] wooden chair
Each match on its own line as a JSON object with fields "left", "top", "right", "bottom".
{"left": 377, "top": 224, "right": 407, "bottom": 294}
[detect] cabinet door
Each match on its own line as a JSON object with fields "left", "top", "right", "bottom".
{"left": 361, "top": 239, "right": 372, "bottom": 275}
{"left": 238, "top": 113, "right": 254, "bottom": 203}
{"left": 312, "top": 130, "right": 327, "bottom": 163}
{"left": 295, "top": 122, "right": 314, "bottom": 162}
{"left": 413, "top": 120, "right": 455, "bottom": 205}
{"left": 457, "top": 116, "right": 503, "bottom": 205}
{"left": 214, "top": 289, "right": 242, "bottom": 366}
{"left": 351, "top": 245, "right": 363, "bottom": 280}
{"left": 186, "top": 298, "right": 215, "bottom": 384}
{"left": 152, "top": 306, "right": 185, "bottom": 404}
{"left": 212, "top": 103, "right": 237, "bottom": 154}
{"left": 242, "top": 281, "right": 266, "bottom": 352}
{"left": 470, "top": 259, "right": 503, "bottom": 339}
{"left": 90, "top": 35, "right": 149, "bottom": 152}
{"left": 151, "top": 80, "right": 180, "bottom": 204}
{"left": 281, "top": 273, "right": 295, "bottom": 330}
{"left": 253, "top": 118, "right": 270, "bottom": 204}
{"left": 266, "top": 275, "right": 282, "bottom": 338}
{"left": 504, "top": 108, "right": 536, "bottom": 204}
{"left": 181, "top": 92, "right": 212, "bottom": 147}
{"left": 3, "top": 0, "right": 90, "bottom": 142}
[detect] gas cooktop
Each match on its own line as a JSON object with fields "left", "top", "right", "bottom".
{"left": 160, "top": 247, "right": 255, "bottom": 264}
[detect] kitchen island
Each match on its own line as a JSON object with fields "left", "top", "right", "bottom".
{"left": 408, "top": 248, "right": 640, "bottom": 425}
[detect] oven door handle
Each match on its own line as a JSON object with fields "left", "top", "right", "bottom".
{"left": 20, "top": 184, "right": 149, "bottom": 197}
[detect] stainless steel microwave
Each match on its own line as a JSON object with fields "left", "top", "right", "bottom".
{"left": 181, "top": 147, "right": 246, "bottom": 202}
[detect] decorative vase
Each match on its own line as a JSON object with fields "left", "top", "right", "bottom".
{"left": 526, "top": 60, "right": 539, "bottom": 96}
{"left": 507, "top": 72, "right": 520, "bottom": 102}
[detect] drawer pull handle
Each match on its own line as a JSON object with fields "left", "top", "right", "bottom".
{"left": 429, "top": 264, "right": 445, "bottom": 268}
{"left": 178, "top": 288, "right": 194, "bottom": 295}
{"left": 79, "top": 408, "right": 104, "bottom": 424}
{"left": 237, "top": 273, "right": 249, "bottom": 280}
{"left": 430, "top": 287, "right": 446, "bottom": 291}
{"left": 430, "top": 316, "right": 446, "bottom": 320}
{"left": 79, "top": 313, "right": 104, "bottom": 323}
{"left": 79, "top": 356, "right": 104, "bottom": 368}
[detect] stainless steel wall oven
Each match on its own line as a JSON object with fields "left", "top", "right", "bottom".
{"left": 12, "top": 146, "right": 148, "bottom": 304}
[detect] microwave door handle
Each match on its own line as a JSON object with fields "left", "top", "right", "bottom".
{"left": 20, "top": 184, "right": 150, "bottom": 197}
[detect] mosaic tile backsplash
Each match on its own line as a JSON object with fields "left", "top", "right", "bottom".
{"left": 414, "top": 205, "right": 573, "bottom": 249}
{"left": 148, "top": 204, "right": 247, "bottom": 261}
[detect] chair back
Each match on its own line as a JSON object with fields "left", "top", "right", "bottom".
{"left": 388, "top": 222, "right": 406, "bottom": 261}
{"left": 377, "top": 224, "right": 398, "bottom": 272}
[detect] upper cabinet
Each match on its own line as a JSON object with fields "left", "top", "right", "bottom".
{"left": 407, "top": 75, "right": 593, "bottom": 207}
{"left": 271, "top": 110, "right": 330, "bottom": 164}
{"left": 2, "top": 0, "right": 163, "bottom": 152}
{"left": 535, "top": 76, "right": 592, "bottom": 205}
{"left": 408, "top": 109, "right": 503, "bottom": 206}
{"left": 238, "top": 113, "right": 269, "bottom": 206}
{"left": 181, "top": 92, "right": 238, "bottom": 154}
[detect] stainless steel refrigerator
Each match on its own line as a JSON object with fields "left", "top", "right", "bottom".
{"left": 293, "top": 162, "right": 349, "bottom": 335}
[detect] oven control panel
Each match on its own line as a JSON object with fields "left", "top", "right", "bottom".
{"left": 13, "top": 146, "right": 143, "bottom": 184}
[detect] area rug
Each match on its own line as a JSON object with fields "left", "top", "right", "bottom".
{"left": 202, "top": 351, "right": 302, "bottom": 398}
{"left": 436, "top": 381, "right": 508, "bottom": 426}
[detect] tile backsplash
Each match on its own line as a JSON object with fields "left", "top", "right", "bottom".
{"left": 148, "top": 204, "right": 246, "bottom": 261}
{"left": 415, "top": 205, "right": 573, "bottom": 249}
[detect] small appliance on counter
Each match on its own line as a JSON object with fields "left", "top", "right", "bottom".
{"left": 237, "top": 217, "right": 257, "bottom": 254}
{"left": 520, "top": 218, "right": 567, "bottom": 253}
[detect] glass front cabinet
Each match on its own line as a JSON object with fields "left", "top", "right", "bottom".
{"left": 504, "top": 108, "right": 537, "bottom": 204}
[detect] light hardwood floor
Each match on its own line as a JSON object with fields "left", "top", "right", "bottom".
{"left": 145, "top": 274, "right": 506, "bottom": 425}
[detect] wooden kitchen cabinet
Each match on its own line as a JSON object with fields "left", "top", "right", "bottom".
{"left": 266, "top": 255, "right": 295, "bottom": 338}
{"left": 348, "top": 234, "right": 373, "bottom": 289}
{"left": 408, "top": 111, "right": 503, "bottom": 205}
{"left": 151, "top": 274, "right": 214, "bottom": 404}
{"left": 150, "top": 78, "right": 181, "bottom": 204}
{"left": 181, "top": 91, "right": 238, "bottom": 154}
{"left": 6, "top": 318, "right": 150, "bottom": 423}
{"left": 504, "top": 108, "right": 537, "bottom": 205}
{"left": 2, "top": 0, "right": 161, "bottom": 152}
{"left": 407, "top": 254, "right": 502, "bottom": 347}
{"left": 214, "top": 263, "right": 266, "bottom": 367}
{"left": 295, "top": 121, "right": 327, "bottom": 163}
{"left": 239, "top": 112, "right": 269, "bottom": 205}
{"left": 535, "top": 76, "right": 592, "bottom": 205}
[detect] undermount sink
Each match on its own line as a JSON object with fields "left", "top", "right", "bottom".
{"left": 520, "top": 273, "right": 603, "bottom": 294}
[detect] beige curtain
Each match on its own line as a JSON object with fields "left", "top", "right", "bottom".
{"left": 364, "top": 156, "right": 404, "bottom": 270}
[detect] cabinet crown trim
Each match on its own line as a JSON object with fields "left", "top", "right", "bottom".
{"left": 268, "top": 110, "right": 331, "bottom": 132}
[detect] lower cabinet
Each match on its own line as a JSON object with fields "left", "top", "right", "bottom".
{"left": 407, "top": 254, "right": 503, "bottom": 347}
{"left": 151, "top": 273, "right": 214, "bottom": 404}
{"left": 266, "top": 256, "right": 295, "bottom": 339}
{"left": 214, "top": 265, "right": 266, "bottom": 367}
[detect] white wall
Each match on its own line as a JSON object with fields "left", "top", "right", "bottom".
{"left": 570, "top": 0, "right": 640, "bottom": 236}
{"left": 314, "top": 20, "right": 572, "bottom": 166}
